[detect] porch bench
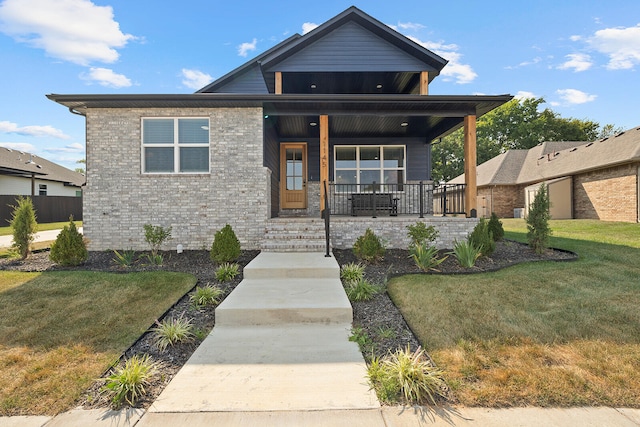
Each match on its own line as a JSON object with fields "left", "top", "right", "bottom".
{"left": 350, "top": 193, "right": 399, "bottom": 216}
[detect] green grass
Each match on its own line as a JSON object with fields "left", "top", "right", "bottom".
{"left": 388, "top": 219, "right": 640, "bottom": 407}
{"left": 0, "top": 221, "right": 82, "bottom": 236}
{"left": 0, "top": 270, "right": 195, "bottom": 415}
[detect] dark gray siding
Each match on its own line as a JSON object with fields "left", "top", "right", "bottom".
{"left": 212, "top": 64, "right": 268, "bottom": 94}
{"left": 264, "top": 123, "right": 280, "bottom": 218}
{"left": 269, "top": 22, "right": 432, "bottom": 73}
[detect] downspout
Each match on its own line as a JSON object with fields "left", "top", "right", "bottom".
{"left": 69, "top": 107, "right": 85, "bottom": 116}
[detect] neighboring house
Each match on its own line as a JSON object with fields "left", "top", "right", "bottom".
{"left": 448, "top": 126, "right": 640, "bottom": 222}
{"left": 47, "top": 6, "right": 511, "bottom": 251}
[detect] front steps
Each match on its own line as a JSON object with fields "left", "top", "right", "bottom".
{"left": 262, "top": 217, "right": 328, "bottom": 252}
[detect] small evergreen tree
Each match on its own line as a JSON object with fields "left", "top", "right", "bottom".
{"left": 487, "top": 212, "right": 504, "bottom": 241}
{"left": 210, "top": 224, "right": 241, "bottom": 263}
{"left": 468, "top": 217, "right": 495, "bottom": 257}
{"left": 526, "top": 183, "right": 552, "bottom": 254}
{"left": 50, "top": 216, "right": 88, "bottom": 266}
{"left": 353, "top": 228, "right": 385, "bottom": 262}
{"left": 9, "top": 196, "right": 37, "bottom": 259}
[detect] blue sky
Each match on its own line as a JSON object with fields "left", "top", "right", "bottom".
{"left": 1, "top": 0, "right": 639, "bottom": 170}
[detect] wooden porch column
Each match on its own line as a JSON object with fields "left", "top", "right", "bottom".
{"left": 420, "top": 71, "right": 429, "bottom": 95}
{"left": 320, "top": 115, "right": 329, "bottom": 213}
{"left": 275, "top": 72, "right": 282, "bottom": 94}
{"left": 464, "top": 115, "right": 477, "bottom": 217}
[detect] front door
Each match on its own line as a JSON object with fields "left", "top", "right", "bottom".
{"left": 280, "top": 143, "right": 307, "bottom": 209}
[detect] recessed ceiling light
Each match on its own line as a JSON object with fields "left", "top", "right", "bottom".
{"left": 310, "top": 84, "right": 317, "bottom": 89}
{"left": 400, "top": 122, "right": 409, "bottom": 127}
{"left": 310, "top": 122, "right": 317, "bottom": 126}
{"left": 376, "top": 84, "right": 383, "bottom": 89}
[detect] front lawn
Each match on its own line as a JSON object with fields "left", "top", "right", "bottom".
{"left": 388, "top": 219, "right": 640, "bottom": 407}
{"left": 0, "top": 270, "right": 195, "bottom": 415}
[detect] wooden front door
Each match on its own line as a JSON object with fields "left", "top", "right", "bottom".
{"left": 280, "top": 143, "right": 307, "bottom": 209}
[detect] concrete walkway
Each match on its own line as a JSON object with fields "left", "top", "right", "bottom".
{"left": 0, "top": 228, "right": 82, "bottom": 248}
{"left": 2, "top": 252, "right": 640, "bottom": 426}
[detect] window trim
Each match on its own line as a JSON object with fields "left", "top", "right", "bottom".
{"left": 141, "top": 117, "right": 210, "bottom": 174}
{"left": 334, "top": 145, "right": 406, "bottom": 192}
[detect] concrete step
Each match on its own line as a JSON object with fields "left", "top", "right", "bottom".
{"left": 243, "top": 252, "right": 339, "bottom": 279}
{"left": 215, "top": 278, "right": 352, "bottom": 326}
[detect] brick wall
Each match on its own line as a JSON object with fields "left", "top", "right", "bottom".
{"left": 478, "top": 185, "right": 524, "bottom": 218}
{"left": 84, "top": 107, "right": 269, "bottom": 251}
{"left": 573, "top": 164, "right": 638, "bottom": 222}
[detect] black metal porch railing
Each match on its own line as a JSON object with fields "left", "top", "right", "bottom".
{"left": 327, "top": 182, "right": 466, "bottom": 217}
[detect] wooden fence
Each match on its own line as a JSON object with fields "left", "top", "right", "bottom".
{"left": 0, "top": 195, "right": 82, "bottom": 225}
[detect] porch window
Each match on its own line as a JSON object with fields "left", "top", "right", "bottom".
{"left": 334, "top": 145, "right": 405, "bottom": 191}
{"left": 142, "top": 118, "right": 210, "bottom": 173}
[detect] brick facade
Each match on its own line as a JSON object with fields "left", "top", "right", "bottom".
{"left": 84, "top": 107, "right": 269, "bottom": 251}
{"left": 573, "top": 164, "right": 639, "bottom": 222}
{"left": 478, "top": 185, "right": 524, "bottom": 218}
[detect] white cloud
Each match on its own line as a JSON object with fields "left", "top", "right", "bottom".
{"left": 237, "top": 38, "right": 257, "bottom": 57}
{"left": 514, "top": 91, "right": 537, "bottom": 100}
{"left": 0, "top": 0, "right": 134, "bottom": 66}
{"left": 80, "top": 67, "right": 131, "bottom": 88}
{"left": 45, "top": 142, "right": 84, "bottom": 153}
{"left": 181, "top": 68, "right": 213, "bottom": 90}
{"left": 505, "top": 57, "right": 542, "bottom": 70}
{"left": 396, "top": 22, "right": 425, "bottom": 32}
{"left": 569, "top": 35, "right": 582, "bottom": 42}
{"left": 555, "top": 88, "right": 597, "bottom": 105}
{"left": 0, "top": 142, "right": 37, "bottom": 152}
{"left": 0, "top": 120, "right": 70, "bottom": 139}
{"left": 558, "top": 53, "right": 593, "bottom": 72}
{"left": 587, "top": 24, "right": 640, "bottom": 70}
{"left": 301, "top": 22, "right": 318, "bottom": 35}
{"left": 407, "top": 37, "right": 477, "bottom": 84}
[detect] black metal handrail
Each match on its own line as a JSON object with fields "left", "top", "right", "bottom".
{"left": 433, "top": 184, "right": 466, "bottom": 215}
{"left": 322, "top": 180, "right": 331, "bottom": 257}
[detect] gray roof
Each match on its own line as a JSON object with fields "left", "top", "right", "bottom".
{"left": 0, "top": 147, "right": 85, "bottom": 187}
{"left": 449, "top": 126, "right": 640, "bottom": 186}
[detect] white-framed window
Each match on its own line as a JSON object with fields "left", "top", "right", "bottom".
{"left": 142, "top": 117, "right": 210, "bottom": 174}
{"left": 334, "top": 145, "right": 405, "bottom": 192}
{"left": 38, "top": 184, "right": 47, "bottom": 196}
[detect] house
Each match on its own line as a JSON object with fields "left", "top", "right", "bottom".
{"left": 47, "top": 6, "right": 512, "bottom": 251}
{"left": 448, "top": 126, "right": 640, "bottom": 222}
{"left": 0, "top": 147, "right": 84, "bottom": 223}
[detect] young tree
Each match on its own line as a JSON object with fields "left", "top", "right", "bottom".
{"left": 9, "top": 196, "right": 38, "bottom": 259}
{"left": 526, "top": 184, "right": 552, "bottom": 254}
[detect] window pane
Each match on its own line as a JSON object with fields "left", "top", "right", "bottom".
{"left": 335, "top": 147, "right": 356, "bottom": 169}
{"left": 179, "top": 119, "right": 209, "bottom": 144}
{"left": 383, "top": 170, "right": 404, "bottom": 184}
{"left": 143, "top": 119, "right": 174, "bottom": 144}
{"left": 180, "top": 147, "right": 209, "bottom": 172}
{"left": 359, "top": 170, "right": 380, "bottom": 185}
{"left": 383, "top": 147, "right": 404, "bottom": 168}
{"left": 145, "top": 147, "right": 174, "bottom": 172}
{"left": 360, "top": 147, "right": 380, "bottom": 168}
{"left": 336, "top": 170, "right": 357, "bottom": 184}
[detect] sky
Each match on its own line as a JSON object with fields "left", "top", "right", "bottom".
{"left": 0, "top": 0, "right": 639, "bottom": 171}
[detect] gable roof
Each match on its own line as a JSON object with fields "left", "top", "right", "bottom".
{"left": 0, "top": 147, "right": 85, "bottom": 187}
{"left": 449, "top": 126, "right": 640, "bottom": 186}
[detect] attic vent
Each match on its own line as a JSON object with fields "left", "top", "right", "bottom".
{"left": 615, "top": 132, "right": 625, "bottom": 137}
{"left": 538, "top": 156, "right": 545, "bottom": 160}
{"left": 570, "top": 148, "right": 578, "bottom": 152}
{"left": 586, "top": 142, "right": 593, "bottom": 147}
{"left": 554, "top": 152, "right": 560, "bottom": 156}
{"left": 601, "top": 137, "right": 608, "bottom": 141}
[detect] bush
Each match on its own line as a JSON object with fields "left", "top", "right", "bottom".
{"left": 190, "top": 284, "right": 223, "bottom": 308}
{"left": 451, "top": 240, "right": 481, "bottom": 268}
{"left": 340, "top": 262, "right": 365, "bottom": 284}
{"left": 112, "top": 249, "right": 136, "bottom": 267}
{"left": 353, "top": 228, "right": 385, "bottom": 262}
{"left": 143, "top": 224, "right": 172, "bottom": 257}
{"left": 488, "top": 212, "right": 504, "bottom": 241}
{"left": 468, "top": 218, "right": 495, "bottom": 257}
{"left": 9, "top": 196, "right": 37, "bottom": 259}
{"left": 49, "top": 216, "right": 87, "bottom": 266}
{"left": 215, "top": 262, "right": 240, "bottom": 282}
{"left": 152, "top": 316, "right": 194, "bottom": 351}
{"left": 102, "top": 354, "right": 156, "bottom": 407}
{"left": 527, "top": 183, "right": 552, "bottom": 254}
{"left": 406, "top": 222, "right": 439, "bottom": 248}
{"left": 345, "top": 278, "right": 380, "bottom": 302}
{"left": 210, "top": 224, "right": 241, "bottom": 263}
{"left": 409, "top": 243, "right": 447, "bottom": 272}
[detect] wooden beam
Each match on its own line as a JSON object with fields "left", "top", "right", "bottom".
{"left": 275, "top": 72, "right": 282, "bottom": 94}
{"left": 463, "top": 115, "right": 477, "bottom": 217}
{"left": 320, "top": 115, "right": 329, "bottom": 213}
{"left": 420, "top": 71, "right": 429, "bottom": 95}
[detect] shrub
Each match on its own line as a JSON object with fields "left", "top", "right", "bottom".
{"left": 527, "top": 183, "right": 552, "bottom": 254}
{"left": 409, "top": 243, "right": 447, "bottom": 272}
{"left": 468, "top": 218, "right": 495, "bottom": 257}
{"left": 143, "top": 224, "right": 172, "bottom": 257}
{"left": 9, "top": 196, "right": 37, "bottom": 259}
{"left": 349, "top": 326, "right": 374, "bottom": 354}
{"left": 190, "top": 284, "right": 223, "bottom": 308}
{"left": 406, "top": 222, "right": 439, "bottom": 248}
{"left": 353, "top": 228, "right": 385, "bottom": 262}
{"left": 152, "top": 316, "right": 194, "bottom": 351}
{"left": 488, "top": 212, "right": 505, "bottom": 241}
{"left": 340, "top": 262, "right": 365, "bottom": 284}
{"left": 142, "top": 253, "right": 164, "bottom": 266}
{"left": 451, "top": 240, "right": 481, "bottom": 268}
{"left": 49, "top": 217, "right": 88, "bottom": 266}
{"left": 210, "top": 224, "right": 241, "bottom": 263}
{"left": 367, "top": 346, "right": 447, "bottom": 405}
{"left": 102, "top": 354, "right": 156, "bottom": 407}
{"left": 112, "top": 249, "right": 136, "bottom": 267}
{"left": 345, "top": 278, "right": 380, "bottom": 302}
{"left": 215, "top": 262, "right": 240, "bottom": 282}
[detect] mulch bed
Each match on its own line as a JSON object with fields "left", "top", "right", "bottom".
{"left": 0, "top": 240, "right": 576, "bottom": 410}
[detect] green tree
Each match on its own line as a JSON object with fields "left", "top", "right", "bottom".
{"left": 9, "top": 196, "right": 38, "bottom": 259}
{"left": 526, "top": 184, "right": 552, "bottom": 254}
{"left": 50, "top": 216, "right": 87, "bottom": 266}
